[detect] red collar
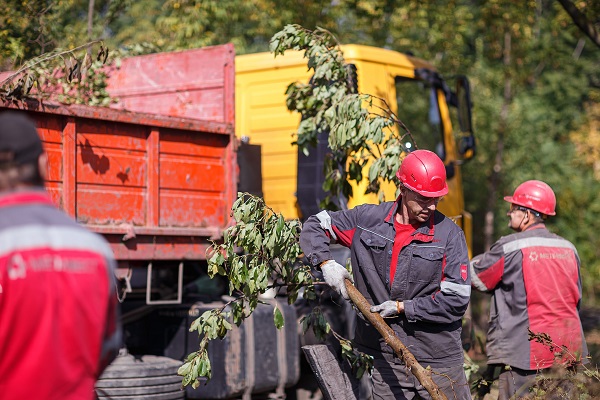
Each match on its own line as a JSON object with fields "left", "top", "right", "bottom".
{"left": 384, "top": 196, "right": 402, "bottom": 223}
{"left": 386, "top": 196, "right": 436, "bottom": 242}
{"left": 0, "top": 190, "right": 54, "bottom": 209}
{"left": 413, "top": 218, "right": 435, "bottom": 242}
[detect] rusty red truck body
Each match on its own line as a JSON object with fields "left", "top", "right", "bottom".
{"left": 0, "top": 43, "right": 299, "bottom": 399}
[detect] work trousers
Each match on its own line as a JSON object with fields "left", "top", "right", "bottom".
{"left": 497, "top": 366, "right": 538, "bottom": 400}
{"left": 370, "top": 352, "right": 471, "bottom": 400}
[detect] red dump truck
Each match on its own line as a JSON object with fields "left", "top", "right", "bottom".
{"left": 0, "top": 43, "right": 300, "bottom": 399}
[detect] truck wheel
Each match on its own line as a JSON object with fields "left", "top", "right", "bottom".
{"left": 96, "top": 349, "right": 184, "bottom": 399}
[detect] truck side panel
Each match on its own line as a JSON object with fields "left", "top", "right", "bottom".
{"left": 107, "top": 43, "right": 235, "bottom": 127}
{"left": 1, "top": 102, "right": 235, "bottom": 261}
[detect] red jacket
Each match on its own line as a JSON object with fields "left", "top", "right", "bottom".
{"left": 0, "top": 190, "right": 121, "bottom": 400}
{"left": 470, "top": 223, "right": 588, "bottom": 370}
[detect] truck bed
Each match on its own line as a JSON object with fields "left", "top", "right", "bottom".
{"left": 0, "top": 99, "right": 236, "bottom": 260}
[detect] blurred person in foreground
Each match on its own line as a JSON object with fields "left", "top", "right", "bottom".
{"left": 470, "top": 180, "right": 588, "bottom": 400}
{"left": 0, "top": 111, "right": 121, "bottom": 399}
{"left": 300, "top": 150, "right": 472, "bottom": 399}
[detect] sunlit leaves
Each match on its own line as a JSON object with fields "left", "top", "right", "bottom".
{"left": 212, "top": 194, "right": 308, "bottom": 299}
{"left": 155, "top": 0, "right": 344, "bottom": 54}
{"left": 179, "top": 309, "right": 234, "bottom": 387}
{"left": 180, "top": 192, "right": 314, "bottom": 388}
{"left": 181, "top": 190, "right": 377, "bottom": 389}
{"left": 270, "top": 25, "right": 409, "bottom": 211}
{"left": 273, "top": 306, "right": 284, "bottom": 329}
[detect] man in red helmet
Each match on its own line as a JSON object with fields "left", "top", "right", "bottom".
{"left": 470, "top": 180, "right": 588, "bottom": 400}
{"left": 300, "top": 149, "right": 472, "bottom": 399}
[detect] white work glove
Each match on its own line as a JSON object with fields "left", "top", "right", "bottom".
{"left": 370, "top": 300, "right": 402, "bottom": 318}
{"left": 320, "top": 259, "right": 353, "bottom": 300}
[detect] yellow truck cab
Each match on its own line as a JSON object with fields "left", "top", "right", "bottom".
{"left": 235, "top": 44, "right": 475, "bottom": 254}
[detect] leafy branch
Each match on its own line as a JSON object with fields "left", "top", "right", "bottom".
{"left": 0, "top": 40, "right": 160, "bottom": 107}
{"left": 481, "top": 329, "right": 600, "bottom": 398}
{"left": 1, "top": 40, "right": 113, "bottom": 106}
{"left": 178, "top": 193, "right": 373, "bottom": 389}
{"left": 269, "top": 24, "right": 417, "bottom": 208}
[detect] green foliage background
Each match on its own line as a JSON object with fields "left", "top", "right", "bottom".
{"left": 1, "top": 0, "right": 599, "bottom": 303}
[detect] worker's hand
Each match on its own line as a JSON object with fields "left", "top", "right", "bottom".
{"left": 370, "top": 300, "right": 403, "bottom": 318}
{"left": 320, "top": 260, "right": 353, "bottom": 300}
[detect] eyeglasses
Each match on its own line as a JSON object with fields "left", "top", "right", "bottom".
{"left": 509, "top": 205, "right": 529, "bottom": 213}
{"left": 509, "top": 205, "right": 541, "bottom": 217}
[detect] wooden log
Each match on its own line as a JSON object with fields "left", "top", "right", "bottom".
{"left": 344, "top": 279, "right": 448, "bottom": 400}
{"left": 301, "top": 344, "right": 359, "bottom": 400}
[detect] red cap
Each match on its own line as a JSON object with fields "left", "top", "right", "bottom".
{"left": 0, "top": 111, "right": 43, "bottom": 166}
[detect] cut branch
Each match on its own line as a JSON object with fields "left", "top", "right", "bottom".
{"left": 345, "top": 279, "right": 448, "bottom": 400}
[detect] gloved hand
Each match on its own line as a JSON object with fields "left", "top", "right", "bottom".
{"left": 370, "top": 300, "right": 403, "bottom": 318}
{"left": 320, "top": 260, "right": 353, "bottom": 300}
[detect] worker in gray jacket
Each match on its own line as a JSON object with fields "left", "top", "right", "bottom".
{"left": 300, "top": 150, "right": 472, "bottom": 400}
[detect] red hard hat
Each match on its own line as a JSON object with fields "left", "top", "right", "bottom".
{"left": 504, "top": 180, "right": 556, "bottom": 216}
{"left": 396, "top": 150, "right": 448, "bottom": 197}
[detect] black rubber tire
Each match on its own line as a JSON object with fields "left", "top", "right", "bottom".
{"left": 96, "top": 374, "right": 182, "bottom": 388}
{"left": 95, "top": 351, "right": 184, "bottom": 400}
{"left": 96, "top": 392, "right": 184, "bottom": 400}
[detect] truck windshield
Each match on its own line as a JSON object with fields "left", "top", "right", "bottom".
{"left": 394, "top": 77, "right": 445, "bottom": 160}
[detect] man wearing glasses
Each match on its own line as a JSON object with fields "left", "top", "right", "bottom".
{"left": 300, "top": 149, "right": 472, "bottom": 399}
{"left": 470, "top": 180, "right": 588, "bottom": 400}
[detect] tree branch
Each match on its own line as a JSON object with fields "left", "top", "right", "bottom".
{"left": 557, "top": 0, "right": 600, "bottom": 48}
{"left": 0, "top": 40, "right": 103, "bottom": 87}
{"left": 345, "top": 279, "right": 449, "bottom": 400}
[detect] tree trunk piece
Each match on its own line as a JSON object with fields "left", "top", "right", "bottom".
{"left": 301, "top": 344, "right": 360, "bottom": 400}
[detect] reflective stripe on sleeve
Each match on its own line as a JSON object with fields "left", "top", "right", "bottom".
{"left": 440, "top": 280, "right": 471, "bottom": 297}
{"left": 470, "top": 260, "right": 489, "bottom": 291}
{"left": 316, "top": 210, "right": 338, "bottom": 241}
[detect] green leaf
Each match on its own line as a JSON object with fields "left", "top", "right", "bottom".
{"left": 177, "top": 361, "right": 192, "bottom": 377}
{"left": 273, "top": 306, "right": 285, "bottom": 329}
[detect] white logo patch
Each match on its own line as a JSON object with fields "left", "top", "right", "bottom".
{"left": 8, "top": 254, "right": 27, "bottom": 280}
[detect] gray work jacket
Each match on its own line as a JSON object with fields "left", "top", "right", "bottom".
{"left": 300, "top": 199, "right": 471, "bottom": 367}
{"left": 471, "top": 224, "right": 588, "bottom": 370}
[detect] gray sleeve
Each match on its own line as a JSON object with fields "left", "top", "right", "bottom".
{"left": 300, "top": 207, "right": 361, "bottom": 266}
{"left": 404, "top": 229, "right": 471, "bottom": 324}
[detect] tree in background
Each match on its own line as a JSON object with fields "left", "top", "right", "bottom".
{"left": 0, "top": 0, "right": 67, "bottom": 68}
{"left": 1, "top": 0, "right": 598, "bottom": 301}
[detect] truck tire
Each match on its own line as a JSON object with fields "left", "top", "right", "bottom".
{"left": 95, "top": 350, "right": 184, "bottom": 399}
